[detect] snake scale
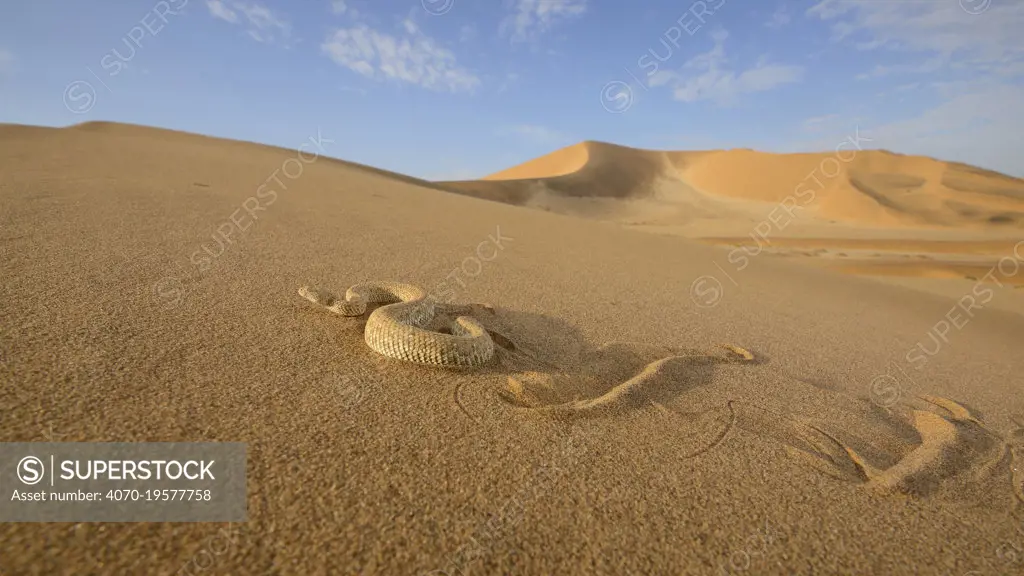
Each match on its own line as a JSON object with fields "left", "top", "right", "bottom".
{"left": 298, "top": 281, "right": 495, "bottom": 367}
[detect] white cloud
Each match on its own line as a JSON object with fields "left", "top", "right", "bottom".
{"left": 855, "top": 39, "right": 888, "bottom": 51}
{"left": 321, "top": 19, "right": 480, "bottom": 93}
{"left": 805, "top": 0, "right": 849, "bottom": 21}
{"left": 648, "top": 30, "right": 803, "bottom": 105}
{"left": 500, "top": 0, "right": 588, "bottom": 44}
{"left": 855, "top": 56, "right": 945, "bottom": 80}
{"left": 807, "top": 0, "right": 1024, "bottom": 73}
{"left": 206, "top": 1, "right": 292, "bottom": 44}
{"left": 236, "top": 3, "right": 292, "bottom": 43}
{"left": 206, "top": 0, "right": 238, "bottom": 23}
{"left": 803, "top": 1, "right": 1024, "bottom": 176}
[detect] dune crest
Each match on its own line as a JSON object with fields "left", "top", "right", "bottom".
{"left": 483, "top": 141, "right": 592, "bottom": 181}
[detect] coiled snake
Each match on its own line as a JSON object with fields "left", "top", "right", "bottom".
{"left": 298, "top": 281, "right": 495, "bottom": 367}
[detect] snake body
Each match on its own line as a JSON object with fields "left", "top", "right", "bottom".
{"left": 298, "top": 282, "right": 495, "bottom": 367}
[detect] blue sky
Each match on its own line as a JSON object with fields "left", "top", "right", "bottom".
{"left": 1, "top": 0, "right": 1022, "bottom": 179}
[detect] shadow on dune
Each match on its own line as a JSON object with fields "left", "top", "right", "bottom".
{"left": 349, "top": 301, "right": 761, "bottom": 425}
{"left": 430, "top": 303, "right": 765, "bottom": 422}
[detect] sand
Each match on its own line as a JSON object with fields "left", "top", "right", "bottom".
{"left": 2, "top": 122, "right": 1024, "bottom": 575}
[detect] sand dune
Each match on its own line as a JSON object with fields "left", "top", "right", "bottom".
{"left": 3, "top": 122, "right": 1024, "bottom": 575}
{"left": 439, "top": 141, "right": 1024, "bottom": 230}
{"left": 439, "top": 141, "right": 1024, "bottom": 293}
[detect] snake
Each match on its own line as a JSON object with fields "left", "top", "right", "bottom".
{"left": 298, "top": 281, "right": 495, "bottom": 367}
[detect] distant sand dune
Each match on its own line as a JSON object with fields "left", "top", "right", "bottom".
{"left": 437, "top": 141, "right": 1024, "bottom": 230}
{"left": 436, "top": 141, "right": 1024, "bottom": 291}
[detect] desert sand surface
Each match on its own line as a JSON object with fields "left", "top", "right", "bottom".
{"left": 3, "top": 122, "right": 1024, "bottom": 575}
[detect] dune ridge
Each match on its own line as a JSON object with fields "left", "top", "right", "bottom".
{"left": 0, "top": 121, "right": 452, "bottom": 195}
